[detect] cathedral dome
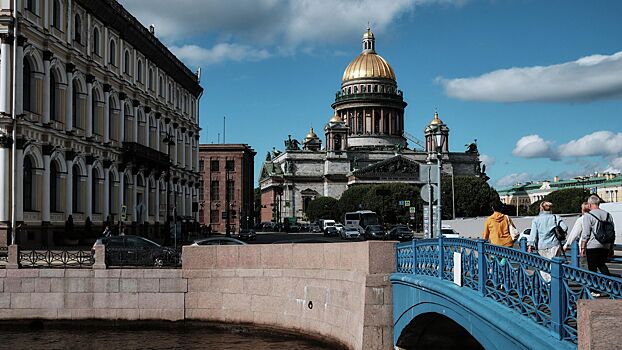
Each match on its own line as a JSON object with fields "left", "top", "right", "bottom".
{"left": 342, "top": 28, "right": 396, "bottom": 83}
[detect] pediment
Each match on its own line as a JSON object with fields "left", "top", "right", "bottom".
{"left": 352, "top": 155, "right": 422, "bottom": 179}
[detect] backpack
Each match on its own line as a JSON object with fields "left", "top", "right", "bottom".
{"left": 551, "top": 215, "right": 567, "bottom": 242}
{"left": 588, "top": 212, "right": 616, "bottom": 244}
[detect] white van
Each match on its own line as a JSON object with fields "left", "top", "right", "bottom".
{"left": 319, "top": 219, "right": 336, "bottom": 231}
{"left": 600, "top": 202, "right": 622, "bottom": 244}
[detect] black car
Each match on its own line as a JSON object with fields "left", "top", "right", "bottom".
{"left": 92, "top": 235, "right": 179, "bottom": 267}
{"left": 388, "top": 225, "right": 414, "bottom": 241}
{"left": 365, "top": 225, "right": 386, "bottom": 240}
{"left": 192, "top": 237, "right": 247, "bottom": 246}
{"left": 324, "top": 226, "right": 338, "bottom": 237}
{"left": 238, "top": 229, "right": 256, "bottom": 241}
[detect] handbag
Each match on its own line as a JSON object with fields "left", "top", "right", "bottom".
{"left": 506, "top": 215, "right": 519, "bottom": 240}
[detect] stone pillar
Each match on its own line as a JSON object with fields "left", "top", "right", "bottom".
{"left": 155, "top": 116, "right": 161, "bottom": 151}
{"left": 103, "top": 85, "right": 111, "bottom": 143}
{"left": 42, "top": 152, "right": 51, "bottom": 223}
{"left": 65, "top": 157, "right": 73, "bottom": 219}
{"left": 155, "top": 179, "right": 160, "bottom": 222}
{"left": 85, "top": 75, "right": 94, "bottom": 138}
{"left": 0, "top": 136, "right": 12, "bottom": 222}
{"left": 119, "top": 95, "right": 126, "bottom": 142}
{"left": 65, "top": 67, "right": 74, "bottom": 131}
{"left": 181, "top": 130, "right": 186, "bottom": 169}
{"left": 85, "top": 158, "right": 93, "bottom": 220}
{"left": 133, "top": 101, "right": 139, "bottom": 142}
{"left": 133, "top": 174, "right": 138, "bottom": 221}
{"left": 15, "top": 37, "right": 25, "bottom": 116}
{"left": 92, "top": 244, "right": 106, "bottom": 269}
{"left": 144, "top": 176, "right": 150, "bottom": 221}
{"left": 103, "top": 167, "right": 110, "bottom": 222}
{"left": 181, "top": 185, "right": 186, "bottom": 218}
{"left": 144, "top": 111, "right": 150, "bottom": 146}
{"left": 14, "top": 145, "right": 23, "bottom": 222}
{"left": 0, "top": 34, "right": 12, "bottom": 114}
{"left": 42, "top": 53, "right": 52, "bottom": 124}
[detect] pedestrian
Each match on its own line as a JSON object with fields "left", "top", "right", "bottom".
{"left": 563, "top": 202, "right": 590, "bottom": 252}
{"left": 102, "top": 225, "right": 112, "bottom": 237}
{"left": 581, "top": 195, "right": 614, "bottom": 278}
{"left": 527, "top": 201, "right": 568, "bottom": 282}
{"left": 119, "top": 224, "right": 126, "bottom": 236}
{"left": 482, "top": 202, "right": 517, "bottom": 247}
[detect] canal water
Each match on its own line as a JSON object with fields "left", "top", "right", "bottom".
{"left": 0, "top": 321, "right": 342, "bottom": 349}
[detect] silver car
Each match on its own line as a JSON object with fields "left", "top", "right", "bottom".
{"left": 341, "top": 226, "right": 360, "bottom": 240}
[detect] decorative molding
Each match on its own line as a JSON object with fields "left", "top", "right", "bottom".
{"left": 15, "top": 138, "right": 28, "bottom": 150}
{"left": 154, "top": 112, "right": 162, "bottom": 119}
{"left": 86, "top": 155, "right": 96, "bottom": 165}
{"left": 172, "top": 122, "right": 179, "bottom": 129}
{"left": 119, "top": 92, "right": 127, "bottom": 101}
{"left": 0, "top": 135, "right": 13, "bottom": 148}
{"left": 164, "top": 117, "right": 171, "bottom": 124}
{"left": 65, "top": 150, "right": 76, "bottom": 161}
{"left": 66, "top": 63, "right": 76, "bottom": 73}
{"left": 43, "top": 50, "right": 54, "bottom": 61}
{"left": 144, "top": 106, "right": 151, "bottom": 113}
{"left": 103, "top": 84, "right": 112, "bottom": 93}
{"left": 42, "top": 144, "right": 55, "bottom": 156}
{"left": 180, "top": 127, "right": 186, "bottom": 133}
{"left": 16, "top": 36, "right": 27, "bottom": 47}
{"left": 132, "top": 99, "right": 140, "bottom": 107}
{"left": 103, "top": 159, "right": 113, "bottom": 169}
{"left": 86, "top": 74, "right": 96, "bottom": 84}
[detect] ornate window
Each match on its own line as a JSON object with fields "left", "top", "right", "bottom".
{"left": 72, "top": 165, "right": 80, "bottom": 213}
{"left": 74, "top": 14, "right": 82, "bottom": 43}
{"left": 23, "top": 59, "right": 32, "bottom": 112}
{"left": 93, "top": 27, "right": 100, "bottom": 55}
{"left": 148, "top": 68, "right": 154, "bottom": 90}
{"left": 51, "top": 162, "right": 61, "bottom": 212}
{"left": 52, "top": 0, "right": 61, "bottom": 29}
{"left": 23, "top": 157, "right": 34, "bottom": 211}
{"left": 124, "top": 50, "right": 130, "bottom": 74}
{"left": 72, "top": 80, "right": 79, "bottom": 128}
{"left": 109, "top": 40, "right": 116, "bottom": 66}
{"left": 137, "top": 59, "right": 142, "bottom": 82}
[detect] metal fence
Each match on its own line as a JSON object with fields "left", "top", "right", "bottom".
{"left": 18, "top": 249, "right": 94, "bottom": 268}
{"left": 396, "top": 237, "right": 622, "bottom": 344}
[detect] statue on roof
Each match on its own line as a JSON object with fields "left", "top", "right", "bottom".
{"left": 265, "top": 151, "right": 272, "bottom": 161}
{"left": 465, "top": 139, "right": 479, "bottom": 155}
{"left": 271, "top": 147, "right": 281, "bottom": 158}
{"left": 284, "top": 135, "right": 300, "bottom": 151}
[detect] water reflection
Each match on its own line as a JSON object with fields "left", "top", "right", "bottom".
{"left": 0, "top": 322, "right": 340, "bottom": 350}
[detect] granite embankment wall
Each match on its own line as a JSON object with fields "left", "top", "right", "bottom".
{"left": 0, "top": 241, "right": 395, "bottom": 350}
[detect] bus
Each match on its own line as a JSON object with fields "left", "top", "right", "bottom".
{"left": 344, "top": 210, "right": 379, "bottom": 233}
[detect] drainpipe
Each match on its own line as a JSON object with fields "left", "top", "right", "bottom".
{"left": 10, "top": 0, "right": 18, "bottom": 245}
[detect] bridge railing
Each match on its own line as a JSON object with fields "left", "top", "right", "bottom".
{"left": 396, "top": 237, "right": 622, "bottom": 344}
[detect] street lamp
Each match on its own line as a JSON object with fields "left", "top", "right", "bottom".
{"left": 162, "top": 131, "right": 175, "bottom": 244}
{"left": 431, "top": 124, "right": 445, "bottom": 239}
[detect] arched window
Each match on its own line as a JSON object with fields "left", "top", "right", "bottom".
{"left": 74, "top": 14, "right": 82, "bottom": 43}
{"left": 158, "top": 76, "right": 163, "bottom": 96}
{"left": 23, "top": 59, "right": 32, "bottom": 112}
{"left": 52, "top": 0, "right": 61, "bottom": 29}
{"left": 137, "top": 60, "right": 142, "bottom": 82}
{"left": 23, "top": 157, "right": 34, "bottom": 211}
{"left": 50, "top": 162, "right": 60, "bottom": 212}
{"left": 72, "top": 80, "right": 79, "bottom": 128}
{"left": 50, "top": 72, "right": 57, "bottom": 121}
{"left": 72, "top": 165, "right": 80, "bottom": 213}
{"left": 93, "top": 27, "right": 100, "bottom": 55}
{"left": 334, "top": 135, "right": 342, "bottom": 151}
{"left": 124, "top": 50, "right": 130, "bottom": 74}
{"left": 148, "top": 68, "right": 153, "bottom": 90}
{"left": 109, "top": 40, "right": 116, "bottom": 65}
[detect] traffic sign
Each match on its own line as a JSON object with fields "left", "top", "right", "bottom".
{"left": 420, "top": 184, "right": 437, "bottom": 203}
{"left": 399, "top": 200, "right": 404, "bottom": 206}
{"left": 404, "top": 200, "right": 411, "bottom": 207}
{"left": 419, "top": 164, "right": 438, "bottom": 183}
{"left": 120, "top": 205, "right": 127, "bottom": 221}
{"left": 409, "top": 207, "right": 416, "bottom": 213}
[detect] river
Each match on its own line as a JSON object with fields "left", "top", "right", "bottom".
{"left": 0, "top": 321, "right": 342, "bottom": 349}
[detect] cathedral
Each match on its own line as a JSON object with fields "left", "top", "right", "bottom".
{"left": 259, "top": 28, "right": 483, "bottom": 223}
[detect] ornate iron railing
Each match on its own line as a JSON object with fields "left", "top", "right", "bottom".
{"left": 18, "top": 249, "right": 94, "bottom": 268}
{"left": 395, "top": 237, "right": 622, "bottom": 344}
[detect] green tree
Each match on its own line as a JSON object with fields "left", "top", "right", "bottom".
{"left": 305, "top": 196, "right": 339, "bottom": 221}
{"left": 527, "top": 188, "right": 591, "bottom": 215}
{"left": 440, "top": 176, "right": 500, "bottom": 218}
{"left": 337, "top": 183, "right": 421, "bottom": 225}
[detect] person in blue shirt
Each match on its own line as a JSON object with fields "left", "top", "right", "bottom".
{"left": 527, "top": 201, "right": 568, "bottom": 282}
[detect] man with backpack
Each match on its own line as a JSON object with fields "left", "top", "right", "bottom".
{"left": 581, "top": 195, "right": 615, "bottom": 276}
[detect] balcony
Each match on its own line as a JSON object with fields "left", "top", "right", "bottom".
{"left": 122, "top": 142, "right": 170, "bottom": 172}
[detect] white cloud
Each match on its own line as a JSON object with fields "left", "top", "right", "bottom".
{"left": 479, "top": 154, "right": 496, "bottom": 167}
{"left": 495, "top": 172, "right": 532, "bottom": 188}
{"left": 604, "top": 157, "right": 622, "bottom": 173}
{"left": 512, "top": 135, "right": 556, "bottom": 159}
{"left": 120, "top": 0, "right": 464, "bottom": 64}
{"left": 171, "top": 43, "right": 271, "bottom": 66}
{"left": 437, "top": 51, "right": 622, "bottom": 103}
{"left": 557, "top": 131, "right": 622, "bottom": 157}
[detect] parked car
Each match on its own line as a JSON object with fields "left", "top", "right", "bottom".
{"left": 324, "top": 226, "right": 339, "bottom": 237}
{"left": 388, "top": 225, "right": 414, "bottom": 241}
{"left": 300, "top": 223, "right": 310, "bottom": 232}
{"left": 334, "top": 224, "right": 344, "bottom": 235}
{"left": 440, "top": 227, "right": 460, "bottom": 238}
{"left": 238, "top": 229, "right": 256, "bottom": 241}
{"left": 310, "top": 224, "right": 322, "bottom": 233}
{"left": 92, "top": 235, "right": 179, "bottom": 267}
{"left": 272, "top": 238, "right": 335, "bottom": 244}
{"left": 365, "top": 225, "right": 386, "bottom": 240}
{"left": 519, "top": 228, "right": 531, "bottom": 242}
{"left": 192, "top": 237, "right": 247, "bottom": 246}
{"left": 341, "top": 226, "right": 361, "bottom": 240}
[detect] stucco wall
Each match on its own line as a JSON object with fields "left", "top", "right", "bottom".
{"left": 0, "top": 241, "right": 395, "bottom": 349}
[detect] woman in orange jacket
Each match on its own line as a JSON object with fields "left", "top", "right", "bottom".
{"left": 482, "top": 202, "right": 516, "bottom": 247}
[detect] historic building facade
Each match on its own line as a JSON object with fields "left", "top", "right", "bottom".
{"left": 198, "top": 144, "right": 255, "bottom": 234}
{"left": 259, "top": 28, "right": 483, "bottom": 223}
{"left": 0, "top": 0, "right": 203, "bottom": 246}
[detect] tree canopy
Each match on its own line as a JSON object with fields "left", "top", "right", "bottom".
{"left": 305, "top": 196, "right": 339, "bottom": 221}
{"left": 440, "top": 176, "right": 500, "bottom": 218}
{"left": 527, "top": 188, "right": 592, "bottom": 215}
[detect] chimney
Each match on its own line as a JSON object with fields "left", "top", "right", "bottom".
{"left": 149, "top": 25, "right": 155, "bottom": 35}
{"left": 553, "top": 176, "right": 559, "bottom": 182}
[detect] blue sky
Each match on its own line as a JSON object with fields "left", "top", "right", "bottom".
{"left": 121, "top": 0, "right": 622, "bottom": 188}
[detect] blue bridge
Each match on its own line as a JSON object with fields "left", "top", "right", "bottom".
{"left": 391, "top": 237, "right": 622, "bottom": 349}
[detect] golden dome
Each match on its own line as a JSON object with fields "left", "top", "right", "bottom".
{"left": 329, "top": 113, "right": 343, "bottom": 123}
{"left": 429, "top": 111, "right": 443, "bottom": 125}
{"left": 305, "top": 128, "right": 318, "bottom": 139}
{"left": 342, "top": 52, "right": 395, "bottom": 82}
{"left": 363, "top": 27, "right": 374, "bottom": 39}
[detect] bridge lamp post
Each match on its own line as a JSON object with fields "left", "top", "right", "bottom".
{"left": 431, "top": 125, "right": 445, "bottom": 239}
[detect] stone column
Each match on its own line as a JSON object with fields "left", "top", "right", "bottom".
{"left": 133, "top": 174, "right": 138, "bottom": 221}
{"left": 119, "top": 172, "right": 125, "bottom": 218}
{"left": 144, "top": 110, "right": 150, "bottom": 146}
{"left": 0, "top": 34, "right": 12, "bottom": 114}
{"left": 181, "top": 184, "right": 186, "bottom": 217}
{"left": 119, "top": 94, "right": 126, "bottom": 142}
{"left": 85, "top": 75, "right": 94, "bottom": 138}
{"left": 85, "top": 158, "right": 93, "bottom": 220}
{"left": 42, "top": 52, "right": 52, "bottom": 124}
{"left": 155, "top": 179, "right": 160, "bottom": 222}
{"left": 103, "top": 166, "right": 110, "bottom": 222}
{"left": 180, "top": 129, "right": 186, "bottom": 169}
{"left": 103, "top": 85, "right": 111, "bottom": 143}
{"left": 0, "top": 135, "right": 12, "bottom": 221}
{"left": 144, "top": 176, "right": 150, "bottom": 221}
{"left": 14, "top": 144, "right": 23, "bottom": 221}
{"left": 15, "top": 37, "right": 25, "bottom": 116}
{"left": 65, "top": 156, "right": 73, "bottom": 219}
{"left": 133, "top": 100, "right": 139, "bottom": 142}
{"left": 42, "top": 152, "right": 51, "bottom": 223}
{"left": 65, "top": 66, "right": 74, "bottom": 131}
{"left": 155, "top": 115, "right": 161, "bottom": 151}
{"left": 66, "top": 0, "right": 73, "bottom": 44}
